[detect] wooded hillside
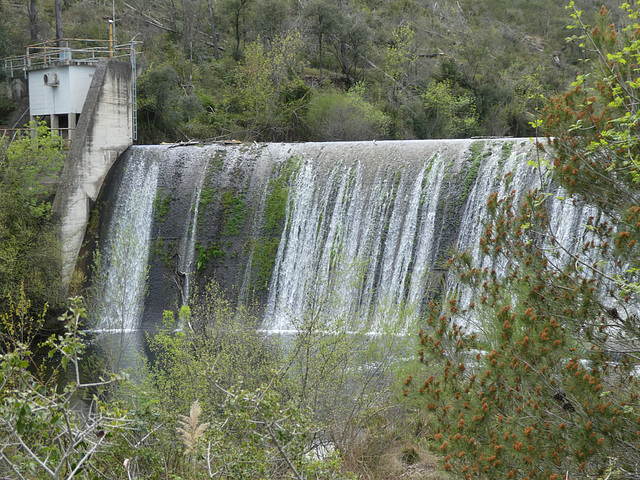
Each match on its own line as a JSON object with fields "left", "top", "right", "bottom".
{"left": 0, "top": 0, "right": 610, "bottom": 143}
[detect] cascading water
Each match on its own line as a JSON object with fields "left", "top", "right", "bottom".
{"left": 92, "top": 138, "right": 593, "bottom": 337}
{"left": 177, "top": 162, "right": 208, "bottom": 305}
{"left": 96, "top": 150, "right": 159, "bottom": 333}
{"left": 264, "top": 144, "right": 457, "bottom": 332}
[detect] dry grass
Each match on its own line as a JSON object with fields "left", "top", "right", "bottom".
{"left": 177, "top": 400, "right": 210, "bottom": 455}
{"left": 339, "top": 426, "right": 450, "bottom": 480}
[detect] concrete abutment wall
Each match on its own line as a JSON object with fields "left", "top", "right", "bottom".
{"left": 52, "top": 59, "right": 133, "bottom": 289}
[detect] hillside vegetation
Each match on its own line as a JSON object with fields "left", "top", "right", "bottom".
{"left": 0, "top": 0, "right": 608, "bottom": 143}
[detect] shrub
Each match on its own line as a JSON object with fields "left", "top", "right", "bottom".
{"left": 305, "top": 84, "right": 390, "bottom": 141}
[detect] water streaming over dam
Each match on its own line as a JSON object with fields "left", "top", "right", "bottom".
{"left": 93, "top": 139, "right": 590, "bottom": 334}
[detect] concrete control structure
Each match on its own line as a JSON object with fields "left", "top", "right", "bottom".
{"left": 28, "top": 63, "right": 95, "bottom": 140}
{"left": 4, "top": 38, "right": 139, "bottom": 141}
{"left": 4, "top": 38, "right": 140, "bottom": 289}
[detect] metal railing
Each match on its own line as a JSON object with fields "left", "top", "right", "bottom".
{"left": 3, "top": 38, "right": 140, "bottom": 143}
{"left": 3, "top": 38, "right": 140, "bottom": 77}
{"left": 0, "top": 128, "right": 29, "bottom": 145}
{"left": 0, "top": 127, "right": 74, "bottom": 148}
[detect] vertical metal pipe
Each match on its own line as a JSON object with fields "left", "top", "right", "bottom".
{"left": 109, "top": 20, "right": 114, "bottom": 58}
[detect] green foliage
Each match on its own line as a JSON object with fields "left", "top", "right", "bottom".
{"left": 1, "top": 0, "right": 589, "bottom": 142}
{"left": 0, "top": 297, "right": 128, "bottom": 480}
{"left": 252, "top": 238, "right": 280, "bottom": 288}
{"left": 382, "top": 24, "right": 417, "bottom": 83}
{"left": 421, "top": 80, "right": 481, "bottom": 138}
{"left": 203, "top": 382, "right": 352, "bottom": 479}
{"left": 128, "top": 275, "right": 415, "bottom": 478}
{"left": 414, "top": 180, "right": 640, "bottom": 478}
{"left": 305, "top": 83, "right": 390, "bottom": 141}
{"left": 149, "top": 280, "right": 276, "bottom": 413}
{"left": 195, "top": 241, "right": 225, "bottom": 271}
{"left": 0, "top": 285, "right": 46, "bottom": 357}
{"left": 198, "top": 185, "right": 214, "bottom": 209}
{"left": 413, "top": 6, "right": 640, "bottom": 478}
{"left": 1, "top": 121, "right": 64, "bottom": 207}
{"left": 303, "top": 0, "right": 343, "bottom": 80}
{"left": 138, "top": 65, "right": 204, "bottom": 143}
{"left": 263, "top": 157, "right": 299, "bottom": 235}
{"left": 249, "top": 157, "right": 300, "bottom": 294}
{"left": 0, "top": 92, "right": 14, "bottom": 125}
{"left": 154, "top": 191, "right": 172, "bottom": 222}
{"left": 141, "top": 280, "right": 335, "bottom": 477}
{"left": 234, "top": 30, "right": 310, "bottom": 140}
{"left": 460, "top": 141, "right": 488, "bottom": 204}
{"left": 0, "top": 122, "right": 64, "bottom": 312}
{"left": 221, "top": 191, "right": 246, "bottom": 235}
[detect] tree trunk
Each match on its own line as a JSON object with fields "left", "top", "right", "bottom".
{"left": 28, "top": 0, "right": 38, "bottom": 43}
{"left": 319, "top": 31, "right": 323, "bottom": 83}
{"left": 55, "top": 0, "right": 63, "bottom": 47}
{"left": 206, "top": 0, "right": 219, "bottom": 60}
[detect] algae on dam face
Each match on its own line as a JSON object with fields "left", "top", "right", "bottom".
{"left": 154, "top": 191, "right": 172, "bottom": 223}
{"left": 221, "top": 191, "right": 246, "bottom": 236}
{"left": 246, "top": 156, "right": 301, "bottom": 297}
{"left": 460, "top": 141, "right": 487, "bottom": 206}
{"left": 263, "top": 157, "right": 300, "bottom": 236}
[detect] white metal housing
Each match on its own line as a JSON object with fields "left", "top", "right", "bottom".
{"left": 28, "top": 64, "right": 95, "bottom": 116}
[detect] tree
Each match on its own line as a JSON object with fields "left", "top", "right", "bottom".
{"left": 304, "top": 0, "right": 341, "bottom": 83}
{"left": 235, "top": 31, "right": 309, "bottom": 140}
{"left": 421, "top": 79, "right": 480, "bottom": 138}
{"left": 220, "top": 0, "right": 254, "bottom": 59}
{"left": 304, "top": 83, "right": 390, "bottom": 140}
{"left": 28, "top": 0, "right": 37, "bottom": 43}
{"left": 0, "top": 122, "right": 64, "bottom": 313}
{"left": 0, "top": 297, "right": 128, "bottom": 480}
{"left": 411, "top": 3, "right": 640, "bottom": 478}
{"left": 205, "top": 0, "right": 220, "bottom": 60}
{"left": 138, "top": 280, "right": 355, "bottom": 478}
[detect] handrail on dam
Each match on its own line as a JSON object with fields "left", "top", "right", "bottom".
{"left": 3, "top": 38, "right": 141, "bottom": 77}
{"left": 0, "top": 127, "right": 73, "bottom": 149}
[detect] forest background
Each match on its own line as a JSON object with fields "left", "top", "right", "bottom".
{"left": 0, "top": 0, "right": 608, "bottom": 143}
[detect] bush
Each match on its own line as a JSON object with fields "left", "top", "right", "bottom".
{"left": 305, "top": 84, "right": 390, "bottom": 141}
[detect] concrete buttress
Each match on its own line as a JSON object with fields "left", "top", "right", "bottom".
{"left": 52, "top": 59, "right": 133, "bottom": 289}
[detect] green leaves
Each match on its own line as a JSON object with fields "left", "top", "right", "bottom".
{"left": 0, "top": 296, "right": 130, "bottom": 479}
{"left": 0, "top": 121, "right": 64, "bottom": 311}
{"left": 1, "top": 121, "right": 64, "bottom": 214}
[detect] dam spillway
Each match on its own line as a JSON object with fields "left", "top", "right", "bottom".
{"left": 92, "top": 138, "right": 589, "bottom": 333}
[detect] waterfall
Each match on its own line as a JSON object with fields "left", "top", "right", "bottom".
{"left": 264, "top": 145, "right": 453, "bottom": 332}
{"left": 92, "top": 138, "right": 593, "bottom": 335}
{"left": 177, "top": 161, "right": 208, "bottom": 304}
{"left": 96, "top": 149, "right": 159, "bottom": 332}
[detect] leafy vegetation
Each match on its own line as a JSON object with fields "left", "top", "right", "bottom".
{"left": 248, "top": 157, "right": 300, "bottom": 294}
{"left": 460, "top": 141, "right": 488, "bottom": 205}
{"left": 220, "top": 191, "right": 246, "bottom": 235}
{"left": 0, "top": 122, "right": 64, "bottom": 314}
{"left": 0, "top": 297, "right": 127, "bottom": 480}
{"left": 195, "top": 241, "right": 225, "bottom": 271}
{"left": 410, "top": 4, "right": 640, "bottom": 479}
{"left": 1, "top": 0, "right": 592, "bottom": 142}
{"left": 153, "top": 191, "right": 172, "bottom": 222}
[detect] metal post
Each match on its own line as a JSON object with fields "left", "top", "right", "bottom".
{"left": 109, "top": 21, "right": 114, "bottom": 58}
{"left": 130, "top": 42, "right": 137, "bottom": 141}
